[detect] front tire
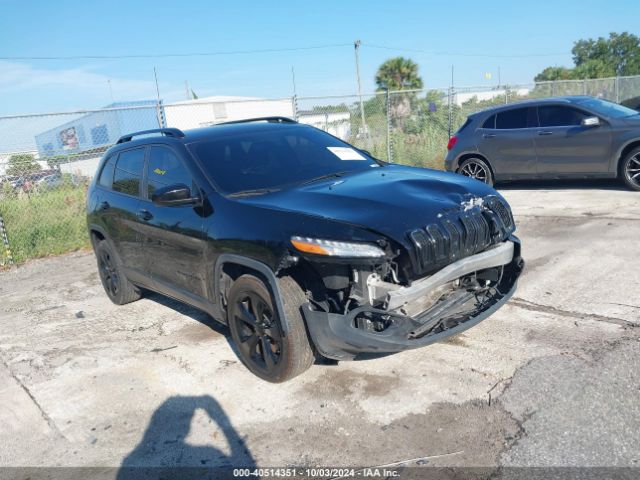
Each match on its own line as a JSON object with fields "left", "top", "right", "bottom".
{"left": 620, "top": 147, "right": 640, "bottom": 191}
{"left": 458, "top": 157, "right": 494, "bottom": 186}
{"left": 227, "top": 274, "right": 315, "bottom": 383}
{"left": 95, "top": 239, "right": 142, "bottom": 305}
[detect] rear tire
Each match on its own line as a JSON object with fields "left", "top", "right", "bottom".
{"left": 227, "top": 274, "right": 315, "bottom": 383}
{"left": 620, "top": 147, "right": 640, "bottom": 191}
{"left": 458, "top": 157, "right": 494, "bottom": 186}
{"left": 95, "top": 240, "right": 142, "bottom": 305}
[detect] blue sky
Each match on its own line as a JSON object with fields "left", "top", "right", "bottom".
{"left": 0, "top": 0, "right": 638, "bottom": 115}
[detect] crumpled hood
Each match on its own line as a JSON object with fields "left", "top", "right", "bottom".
{"left": 237, "top": 165, "right": 502, "bottom": 243}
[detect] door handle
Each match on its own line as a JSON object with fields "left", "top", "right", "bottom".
{"left": 538, "top": 131, "right": 553, "bottom": 136}
{"left": 98, "top": 201, "right": 110, "bottom": 211}
{"left": 483, "top": 133, "right": 497, "bottom": 138}
{"left": 137, "top": 209, "right": 153, "bottom": 221}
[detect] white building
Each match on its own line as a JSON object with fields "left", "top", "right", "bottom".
{"left": 451, "top": 88, "right": 531, "bottom": 106}
{"left": 165, "top": 96, "right": 294, "bottom": 130}
{"left": 297, "top": 111, "right": 351, "bottom": 140}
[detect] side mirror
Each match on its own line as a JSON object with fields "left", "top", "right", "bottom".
{"left": 151, "top": 183, "right": 200, "bottom": 206}
{"left": 582, "top": 116, "right": 600, "bottom": 127}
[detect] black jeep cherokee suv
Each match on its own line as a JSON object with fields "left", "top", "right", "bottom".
{"left": 87, "top": 117, "right": 524, "bottom": 382}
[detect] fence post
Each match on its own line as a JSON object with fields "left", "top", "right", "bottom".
{"left": 615, "top": 76, "right": 620, "bottom": 103}
{"left": 447, "top": 86, "right": 454, "bottom": 138}
{"left": 385, "top": 90, "right": 392, "bottom": 163}
{"left": 583, "top": 79, "right": 587, "bottom": 95}
{"left": 291, "top": 95, "right": 299, "bottom": 121}
{"left": 552, "top": 81, "right": 556, "bottom": 96}
{"left": 0, "top": 213, "right": 13, "bottom": 266}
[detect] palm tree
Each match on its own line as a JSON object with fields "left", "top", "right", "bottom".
{"left": 375, "top": 57, "right": 423, "bottom": 92}
{"left": 375, "top": 57, "right": 424, "bottom": 127}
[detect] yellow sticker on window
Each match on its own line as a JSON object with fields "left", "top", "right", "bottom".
{"left": 153, "top": 168, "right": 167, "bottom": 175}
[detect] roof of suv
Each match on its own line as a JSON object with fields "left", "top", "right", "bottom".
{"left": 106, "top": 117, "right": 303, "bottom": 154}
{"left": 469, "top": 96, "right": 593, "bottom": 117}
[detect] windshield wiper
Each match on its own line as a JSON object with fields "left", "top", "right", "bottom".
{"left": 228, "top": 188, "right": 281, "bottom": 198}
{"left": 299, "top": 171, "right": 349, "bottom": 186}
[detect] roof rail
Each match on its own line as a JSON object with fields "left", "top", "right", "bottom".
{"left": 217, "top": 116, "right": 297, "bottom": 125}
{"left": 116, "top": 128, "right": 185, "bottom": 144}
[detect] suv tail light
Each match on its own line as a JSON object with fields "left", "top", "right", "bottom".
{"left": 447, "top": 135, "right": 458, "bottom": 151}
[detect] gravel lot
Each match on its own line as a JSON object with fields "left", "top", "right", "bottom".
{"left": 1, "top": 180, "right": 639, "bottom": 476}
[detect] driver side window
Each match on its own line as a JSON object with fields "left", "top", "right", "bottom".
{"left": 146, "top": 146, "right": 194, "bottom": 198}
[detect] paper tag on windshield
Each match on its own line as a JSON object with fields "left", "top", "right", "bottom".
{"left": 327, "top": 147, "right": 367, "bottom": 160}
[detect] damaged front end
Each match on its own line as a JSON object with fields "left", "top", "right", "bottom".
{"left": 293, "top": 195, "right": 524, "bottom": 360}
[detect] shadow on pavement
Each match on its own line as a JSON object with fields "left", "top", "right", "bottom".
{"left": 496, "top": 178, "right": 628, "bottom": 191}
{"left": 117, "top": 395, "right": 255, "bottom": 480}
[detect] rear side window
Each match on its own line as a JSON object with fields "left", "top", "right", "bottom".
{"left": 538, "top": 106, "right": 588, "bottom": 127}
{"left": 113, "top": 147, "right": 145, "bottom": 196}
{"left": 146, "top": 146, "right": 194, "bottom": 197}
{"left": 456, "top": 118, "right": 472, "bottom": 133}
{"left": 496, "top": 107, "right": 536, "bottom": 129}
{"left": 482, "top": 114, "right": 496, "bottom": 129}
{"left": 98, "top": 155, "right": 115, "bottom": 189}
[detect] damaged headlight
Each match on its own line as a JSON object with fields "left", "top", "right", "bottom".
{"left": 291, "top": 236, "right": 386, "bottom": 258}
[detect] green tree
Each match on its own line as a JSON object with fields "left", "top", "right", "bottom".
{"left": 534, "top": 32, "right": 640, "bottom": 81}
{"left": 375, "top": 57, "right": 424, "bottom": 127}
{"left": 6, "top": 154, "right": 41, "bottom": 177}
{"left": 534, "top": 66, "right": 576, "bottom": 82}
{"left": 375, "top": 57, "right": 423, "bottom": 91}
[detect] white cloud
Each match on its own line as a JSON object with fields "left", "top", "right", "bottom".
{"left": 0, "top": 60, "right": 156, "bottom": 99}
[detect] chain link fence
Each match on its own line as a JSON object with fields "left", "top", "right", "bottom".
{"left": 1, "top": 74, "right": 640, "bottom": 266}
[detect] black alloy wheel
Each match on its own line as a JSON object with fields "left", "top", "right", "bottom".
{"left": 231, "top": 290, "right": 283, "bottom": 374}
{"left": 98, "top": 249, "right": 119, "bottom": 297}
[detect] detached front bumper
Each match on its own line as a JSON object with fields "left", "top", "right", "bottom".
{"left": 303, "top": 237, "right": 524, "bottom": 360}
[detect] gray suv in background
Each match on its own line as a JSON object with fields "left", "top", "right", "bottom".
{"left": 445, "top": 96, "right": 640, "bottom": 191}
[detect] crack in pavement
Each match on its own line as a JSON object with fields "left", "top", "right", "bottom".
{"left": 509, "top": 297, "right": 637, "bottom": 328}
{"left": 0, "top": 354, "right": 67, "bottom": 441}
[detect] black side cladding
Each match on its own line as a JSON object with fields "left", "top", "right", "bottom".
{"left": 407, "top": 195, "right": 515, "bottom": 276}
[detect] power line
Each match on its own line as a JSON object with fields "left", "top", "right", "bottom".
{"left": 0, "top": 43, "right": 352, "bottom": 60}
{"left": 0, "top": 41, "right": 572, "bottom": 61}
{"left": 362, "top": 43, "right": 570, "bottom": 58}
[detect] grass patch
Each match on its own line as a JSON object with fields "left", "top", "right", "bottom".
{"left": 0, "top": 185, "right": 90, "bottom": 265}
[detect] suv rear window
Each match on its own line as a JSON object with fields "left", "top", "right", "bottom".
{"left": 98, "top": 155, "right": 116, "bottom": 189}
{"left": 496, "top": 107, "right": 537, "bottom": 129}
{"left": 113, "top": 148, "right": 145, "bottom": 196}
{"left": 456, "top": 118, "right": 472, "bottom": 133}
{"left": 482, "top": 115, "right": 496, "bottom": 129}
{"left": 188, "top": 126, "right": 380, "bottom": 195}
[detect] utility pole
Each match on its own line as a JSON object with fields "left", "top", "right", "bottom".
{"left": 498, "top": 66, "right": 501, "bottom": 88}
{"left": 153, "top": 67, "right": 166, "bottom": 128}
{"left": 291, "top": 65, "right": 299, "bottom": 121}
{"left": 291, "top": 65, "right": 297, "bottom": 97}
{"left": 448, "top": 65, "right": 454, "bottom": 138}
{"left": 354, "top": 40, "right": 368, "bottom": 145}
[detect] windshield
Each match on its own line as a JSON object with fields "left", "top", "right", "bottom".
{"left": 577, "top": 97, "right": 639, "bottom": 118}
{"left": 188, "top": 125, "right": 381, "bottom": 195}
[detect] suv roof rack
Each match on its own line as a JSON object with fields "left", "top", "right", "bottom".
{"left": 217, "top": 116, "right": 297, "bottom": 125}
{"left": 116, "top": 128, "right": 185, "bottom": 144}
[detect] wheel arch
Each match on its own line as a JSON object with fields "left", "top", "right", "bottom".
{"left": 214, "top": 254, "right": 290, "bottom": 335}
{"left": 88, "top": 224, "right": 108, "bottom": 250}
{"left": 456, "top": 153, "right": 495, "bottom": 176}
{"left": 615, "top": 139, "right": 640, "bottom": 175}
